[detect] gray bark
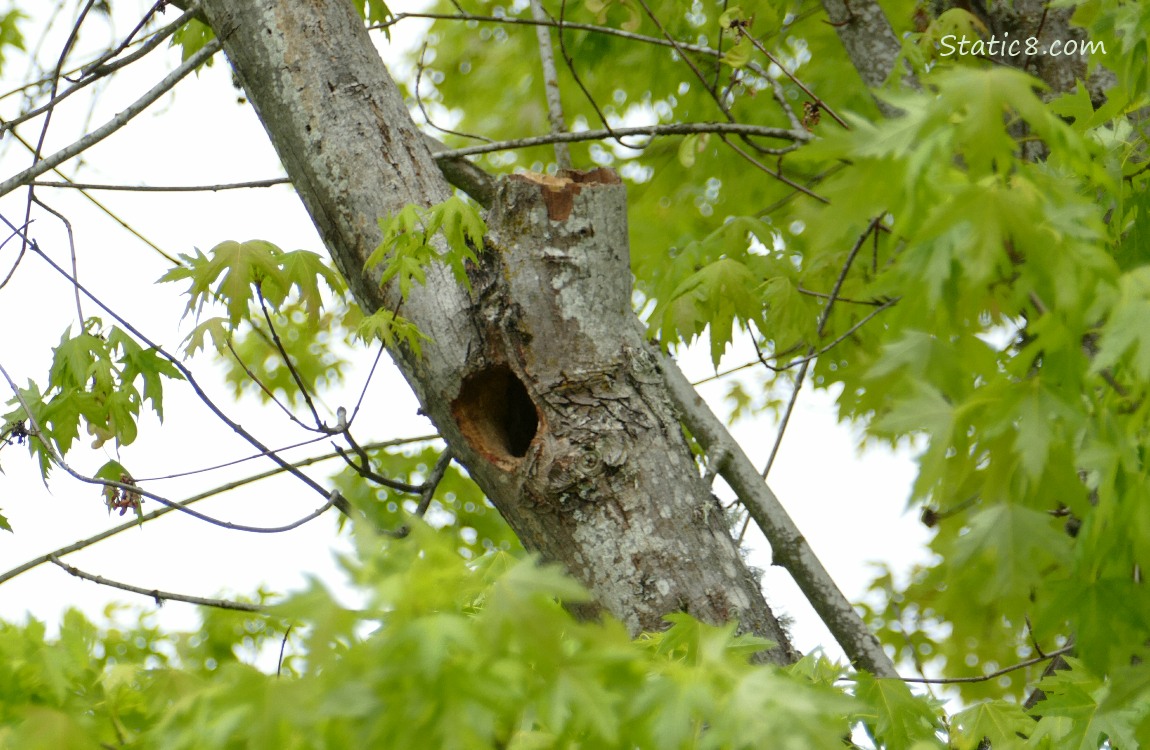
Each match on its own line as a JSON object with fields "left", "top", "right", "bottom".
{"left": 198, "top": 0, "right": 796, "bottom": 662}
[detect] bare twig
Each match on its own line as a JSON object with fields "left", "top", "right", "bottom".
{"left": 29, "top": 196, "right": 83, "bottom": 321}
{"left": 277, "top": 624, "right": 294, "bottom": 677}
{"left": 633, "top": 0, "right": 735, "bottom": 122}
{"left": 49, "top": 555, "right": 264, "bottom": 612}
{"left": 0, "top": 39, "right": 222, "bottom": 198}
{"left": 435, "top": 121, "right": 810, "bottom": 160}
{"left": 0, "top": 5, "right": 196, "bottom": 136}
{"left": 529, "top": 0, "right": 571, "bottom": 169}
{"left": 31, "top": 177, "right": 291, "bottom": 192}
{"left": 737, "top": 29, "right": 849, "bottom": 130}
{"left": 0, "top": 435, "right": 439, "bottom": 587}
{"left": 256, "top": 288, "right": 326, "bottom": 431}
{"left": 414, "top": 447, "right": 455, "bottom": 518}
{"left": 902, "top": 645, "right": 1075, "bottom": 685}
{"left": 717, "top": 135, "right": 828, "bottom": 203}
{"left": 223, "top": 336, "right": 316, "bottom": 430}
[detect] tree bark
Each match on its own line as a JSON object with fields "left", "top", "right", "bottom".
{"left": 197, "top": 0, "right": 796, "bottom": 662}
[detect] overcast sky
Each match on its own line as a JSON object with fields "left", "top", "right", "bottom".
{"left": 0, "top": 1, "right": 930, "bottom": 662}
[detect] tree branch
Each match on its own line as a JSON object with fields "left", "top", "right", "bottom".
{"left": 902, "top": 645, "right": 1074, "bottom": 685}
{"left": 434, "top": 121, "right": 810, "bottom": 160}
{"left": 0, "top": 435, "right": 438, "bottom": 588}
{"left": 0, "top": 39, "right": 221, "bottom": 198}
{"left": 658, "top": 348, "right": 899, "bottom": 678}
{"left": 49, "top": 555, "right": 264, "bottom": 612}
{"left": 528, "top": 0, "right": 571, "bottom": 169}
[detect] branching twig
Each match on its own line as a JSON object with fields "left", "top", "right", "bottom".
{"left": 1, "top": 223, "right": 347, "bottom": 516}
{"left": 0, "top": 5, "right": 196, "bottom": 136}
{"left": 0, "top": 39, "right": 222, "bottom": 198}
{"left": 49, "top": 555, "right": 263, "bottom": 612}
{"left": 902, "top": 645, "right": 1075, "bottom": 685}
{"left": 0, "top": 435, "right": 439, "bottom": 588}
{"left": 0, "top": 364, "right": 343, "bottom": 533}
{"left": 333, "top": 438, "right": 423, "bottom": 495}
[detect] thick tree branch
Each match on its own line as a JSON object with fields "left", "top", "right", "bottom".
{"left": 658, "top": 351, "right": 898, "bottom": 677}
{"left": 819, "top": 0, "right": 907, "bottom": 116}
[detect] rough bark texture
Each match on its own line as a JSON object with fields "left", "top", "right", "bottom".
{"left": 198, "top": 0, "right": 796, "bottom": 662}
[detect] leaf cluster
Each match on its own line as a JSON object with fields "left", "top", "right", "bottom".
{"left": 0, "top": 523, "right": 861, "bottom": 749}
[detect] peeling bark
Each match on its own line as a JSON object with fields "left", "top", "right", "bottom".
{"left": 198, "top": 0, "right": 796, "bottom": 662}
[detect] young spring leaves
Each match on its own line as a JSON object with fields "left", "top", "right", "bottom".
{"left": 160, "top": 239, "right": 352, "bottom": 405}
{"left": 358, "top": 195, "right": 486, "bottom": 356}
{"left": 2, "top": 318, "right": 183, "bottom": 481}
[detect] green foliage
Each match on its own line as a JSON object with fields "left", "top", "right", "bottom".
{"left": 8, "top": 0, "right": 1150, "bottom": 744}
{"left": 0, "top": 523, "right": 858, "bottom": 749}
{"left": 331, "top": 444, "right": 521, "bottom": 557}
{"left": 170, "top": 17, "right": 214, "bottom": 67}
{"left": 160, "top": 240, "right": 352, "bottom": 406}
{"left": 0, "top": 8, "right": 24, "bottom": 72}
{"left": 351, "top": 0, "right": 393, "bottom": 26}
{"left": 2, "top": 319, "right": 183, "bottom": 480}
{"left": 366, "top": 195, "right": 486, "bottom": 298}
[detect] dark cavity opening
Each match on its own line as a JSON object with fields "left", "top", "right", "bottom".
{"left": 451, "top": 365, "right": 539, "bottom": 462}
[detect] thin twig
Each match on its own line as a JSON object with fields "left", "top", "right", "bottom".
{"left": 633, "top": 0, "right": 735, "bottom": 122}
{"left": 530, "top": 0, "right": 571, "bottom": 169}
{"left": 31, "top": 177, "right": 291, "bottom": 192}
{"left": 737, "top": 29, "right": 849, "bottom": 129}
{"left": 333, "top": 440, "right": 423, "bottom": 495}
{"left": 277, "top": 624, "right": 294, "bottom": 677}
{"left": 414, "top": 448, "right": 455, "bottom": 518}
{"left": 902, "top": 645, "right": 1075, "bottom": 685}
{"left": 29, "top": 196, "right": 83, "bottom": 321}
{"left": 817, "top": 215, "right": 885, "bottom": 337}
{"left": 0, "top": 5, "right": 195, "bottom": 136}
{"left": 718, "top": 135, "right": 828, "bottom": 203}
{"left": 257, "top": 288, "right": 326, "bottom": 431}
{"left": 223, "top": 336, "right": 315, "bottom": 430}
{"left": 0, "top": 39, "right": 222, "bottom": 198}
{"left": 49, "top": 555, "right": 264, "bottom": 612}
{"left": 556, "top": 0, "right": 635, "bottom": 149}
{"left": 2, "top": 223, "right": 346, "bottom": 516}
{"left": 435, "top": 121, "right": 809, "bottom": 160}
{"left": 0, "top": 435, "right": 440, "bottom": 588}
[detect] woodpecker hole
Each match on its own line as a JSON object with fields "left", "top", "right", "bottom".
{"left": 452, "top": 366, "right": 539, "bottom": 464}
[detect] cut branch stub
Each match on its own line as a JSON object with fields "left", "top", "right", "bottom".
{"left": 442, "top": 169, "right": 797, "bottom": 661}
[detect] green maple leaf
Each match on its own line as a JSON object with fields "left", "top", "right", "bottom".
{"left": 161, "top": 240, "right": 286, "bottom": 326}
{"left": 952, "top": 700, "right": 1033, "bottom": 750}
{"left": 652, "top": 257, "right": 764, "bottom": 367}
{"left": 947, "top": 504, "right": 1070, "bottom": 606}
{"left": 854, "top": 673, "right": 944, "bottom": 749}
{"left": 1029, "top": 660, "right": 1142, "bottom": 750}
{"left": 276, "top": 249, "right": 346, "bottom": 321}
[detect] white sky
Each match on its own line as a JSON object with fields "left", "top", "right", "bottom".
{"left": 0, "top": 1, "right": 930, "bottom": 663}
